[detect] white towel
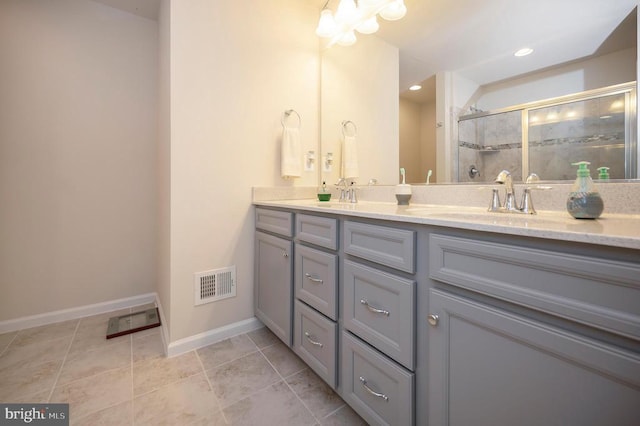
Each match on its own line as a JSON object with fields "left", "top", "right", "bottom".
{"left": 342, "top": 135, "right": 359, "bottom": 179}
{"left": 281, "top": 127, "right": 301, "bottom": 178}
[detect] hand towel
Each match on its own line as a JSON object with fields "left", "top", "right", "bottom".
{"left": 342, "top": 135, "right": 359, "bottom": 179}
{"left": 281, "top": 126, "right": 301, "bottom": 178}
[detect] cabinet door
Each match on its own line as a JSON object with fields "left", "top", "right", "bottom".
{"left": 428, "top": 289, "right": 640, "bottom": 426}
{"left": 255, "top": 231, "right": 293, "bottom": 346}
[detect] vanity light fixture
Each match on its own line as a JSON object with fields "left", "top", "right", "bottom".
{"left": 316, "top": 0, "right": 407, "bottom": 47}
{"left": 409, "top": 84, "right": 422, "bottom": 91}
{"left": 514, "top": 47, "right": 534, "bottom": 57}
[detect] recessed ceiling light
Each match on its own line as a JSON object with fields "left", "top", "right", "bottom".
{"left": 514, "top": 47, "right": 533, "bottom": 57}
{"left": 409, "top": 85, "right": 422, "bottom": 91}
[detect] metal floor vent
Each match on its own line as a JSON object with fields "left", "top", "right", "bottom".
{"left": 194, "top": 266, "right": 236, "bottom": 306}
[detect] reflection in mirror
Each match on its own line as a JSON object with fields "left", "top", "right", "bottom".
{"left": 457, "top": 83, "right": 637, "bottom": 183}
{"left": 389, "top": 1, "right": 639, "bottom": 183}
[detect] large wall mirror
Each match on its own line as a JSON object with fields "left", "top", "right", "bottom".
{"left": 320, "top": 0, "right": 639, "bottom": 185}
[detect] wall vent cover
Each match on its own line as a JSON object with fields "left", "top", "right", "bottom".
{"left": 194, "top": 266, "right": 236, "bottom": 306}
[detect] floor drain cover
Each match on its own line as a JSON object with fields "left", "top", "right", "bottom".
{"left": 106, "top": 308, "right": 161, "bottom": 339}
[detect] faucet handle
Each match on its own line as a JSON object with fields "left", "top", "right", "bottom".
{"left": 488, "top": 188, "right": 502, "bottom": 212}
{"left": 519, "top": 188, "right": 536, "bottom": 214}
{"left": 349, "top": 181, "right": 358, "bottom": 203}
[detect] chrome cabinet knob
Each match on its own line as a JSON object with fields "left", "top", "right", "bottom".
{"left": 428, "top": 314, "right": 439, "bottom": 327}
{"left": 282, "top": 252, "right": 289, "bottom": 258}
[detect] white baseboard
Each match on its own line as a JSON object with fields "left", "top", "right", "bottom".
{"left": 1, "top": 293, "right": 263, "bottom": 361}
{"left": 154, "top": 296, "right": 170, "bottom": 357}
{"left": 0, "top": 293, "right": 157, "bottom": 334}
{"left": 166, "top": 317, "right": 264, "bottom": 358}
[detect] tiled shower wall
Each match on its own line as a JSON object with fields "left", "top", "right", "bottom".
{"left": 458, "top": 92, "right": 628, "bottom": 183}
{"left": 458, "top": 110, "right": 522, "bottom": 183}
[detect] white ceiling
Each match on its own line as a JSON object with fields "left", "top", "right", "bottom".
{"left": 372, "top": 0, "right": 638, "bottom": 93}
{"left": 94, "top": 0, "right": 636, "bottom": 103}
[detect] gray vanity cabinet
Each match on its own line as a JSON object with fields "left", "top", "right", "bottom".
{"left": 254, "top": 208, "right": 293, "bottom": 346}
{"left": 428, "top": 288, "right": 640, "bottom": 426}
{"left": 425, "top": 231, "right": 640, "bottom": 425}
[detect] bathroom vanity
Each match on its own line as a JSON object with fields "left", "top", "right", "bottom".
{"left": 254, "top": 198, "right": 640, "bottom": 426}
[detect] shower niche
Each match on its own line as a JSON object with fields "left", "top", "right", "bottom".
{"left": 457, "top": 82, "right": 637, "bottom": 182}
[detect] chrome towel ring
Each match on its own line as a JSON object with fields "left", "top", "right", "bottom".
{"left": 342, "top": 120, "right": 357, "bottom": 137}
{"left": 281, "top": 109, "right": 301, "bottom": 129}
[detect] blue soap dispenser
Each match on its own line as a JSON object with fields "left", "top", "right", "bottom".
{"left": 566, "top": 161, "right": 603, "bottom": 219}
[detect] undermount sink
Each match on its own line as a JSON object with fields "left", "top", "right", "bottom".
{"left": 400, "top": 206, "right": 571, "bottom": 227}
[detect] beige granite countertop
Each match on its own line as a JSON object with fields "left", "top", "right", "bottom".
{"left": 253, "top": 198, "right": 640, "bottom": 250}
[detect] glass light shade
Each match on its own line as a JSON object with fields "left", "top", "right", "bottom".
{"left": 358, "top": 0, "right": 387, "bottom": 13}
{"left": 356, "top": 15, "right": 379, "bottom": 34}
{"left": 380, "top": 0, "right": 407, "bottom": 21}
{"left": 316, "top": 9, "right": 337, "bottom": 38}
{"left": 337, "top": 30, "right": 357, "bottom": 46}
{"left": 335, "top": 0, "right": 358, "bottom": 24}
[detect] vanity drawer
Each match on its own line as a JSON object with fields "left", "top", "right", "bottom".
{"left": 343, "top": 260, "right": 415, "bottom": 370}
{"left": 255, "top": 208, "right": 293, "bottom": 237}
{"left": 429, "top": 233, "right": 640, "bottom": 341}
{"left": 344, "top": 221, "right": 415, "bottom": 273}
{"left": 296, "top": 214, "right": 338, "bottom": 250}
{"left": 295, "top": 244, "right": 338, "bottom": 320}
{"left": 342, "top": 331, "right": 414, "bottom": 426}
{"left": 293, "top": 300, "right": 337, "bottom": 388}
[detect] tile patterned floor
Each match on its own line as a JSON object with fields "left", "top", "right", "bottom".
{"left": 0, "top": 305, "right": 367, "bottom": 425}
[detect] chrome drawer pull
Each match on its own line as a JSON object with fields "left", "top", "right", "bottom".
{"left": 304, "top": 332, "right": 323, "bottom": 348}
{"left": 359, "top": 376, "right": 389, "bottom": 402}
{"left": 304, "top": 273, "right": 324, "bottom": 284}
{"left": 360, "top": 299, "right": 390, "bottom": 316}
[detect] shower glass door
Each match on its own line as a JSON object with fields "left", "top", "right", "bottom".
{"left": 457, "top": 82, "right": 637, "bottom": 182}
{"left": 527, "top": 92, "right": 630, "bottom": 180}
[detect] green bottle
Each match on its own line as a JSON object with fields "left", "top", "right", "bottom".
{"left": 597, "top": 166, "right": 610, "bottom": 180}
{"left": 566, "top": 161, "right": 603, "bottom": 219}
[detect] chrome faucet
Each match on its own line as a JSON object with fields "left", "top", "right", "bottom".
{"left": 336, "top": 178, "right": 358, "bottom": 203}
{"left": 490, "top": 170, "right": 538, "bottom": 215}
{"left": 495, "top": 170, "right": 519, "bottom": 212}
{"left": 335, "top": 178, "right": 348, "bottom": 202}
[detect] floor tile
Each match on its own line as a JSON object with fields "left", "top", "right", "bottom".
{"left": 246, "top": 326, "right": 279, "bottom": 349}
{"left": 0, "top": 359, "right": 62, "bottom": 401}
{"left": 286, "top": 369, "right": 345, "bottom": 419}
{"left": 320, "top": 404, "right": 368, "bottom": 426}
{"left": 68, "top": 322, "right": 130, "bottom": 356}
{"left": 57, "top": 339, "right": 131, "bottom": 386}
{"left": 133, "top": 373, "right": 225, "bottom": 425}
{"left": 223, "top": 380, "right": 316, "bottom": 426}
{"left": 0, "top": 334, "right": 71, "bottom": 370}
{"left": 13, "top": 319, "right": 79, "bottom": 347}
{"left": 196, "top": 334, "right": 258, "bottom": 371}
{"left": 261, "top": 341, "right": 307, "bottom": 378}
{"left": 71, "top": 400, "right": 133, "bottom": 426}
{"left": 133, "top": 351, "right": 202, "bottom": 396}
{"left": 207, "top": 351, "right": 280, "bottom": 407}
{"left": 3, "top": 308, "right": 368, "bottom": 426}
{"left": 0, "top": 331, "right": 18, "bottom": 354}
{"left": 1, "top": 389, "right": 51, "bottom": 404}
{"left": 51, "top": 366, "right": 132, "bottom": 420}
{"left": 132, "top": 331, "right": 164, "bottom": 363}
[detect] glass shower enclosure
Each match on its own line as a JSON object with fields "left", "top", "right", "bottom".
{"left": 457, "top": 82, "right": 637, "bottom": 182}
